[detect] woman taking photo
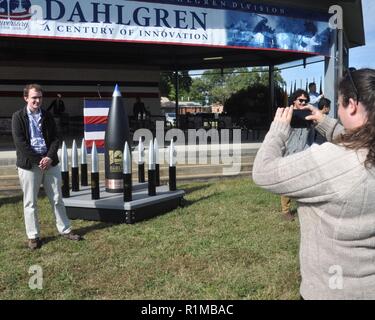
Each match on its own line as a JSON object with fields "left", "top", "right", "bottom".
{"left": 252, "top": 68, "right": 375, "bottom": 299}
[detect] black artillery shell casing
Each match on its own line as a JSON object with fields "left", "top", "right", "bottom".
{"left": 61, "top": 171, "right": 70, "bottom": 198}
{"left": 105, "top": 178, "right": 123, "bottom": 193}
{"left": 91, "top": 172, "right": 100, "bottom": 200}
{"left": 104, "top": 90, "right": 130, "bottom": 193}
{"left": 105, "top": 149, "right": 124, "bottom": 193}
{"left": 71, "top": 167, "right": 79, "bottom": 191}
{"left": 123, "top": 174, "right": 132, "bottom": 202}
{"left": 155, "top": 164, "right": 160, "bottom": 186}
{"left": 169, "top": 166, "right": 176, "bottom": 191}
{"left": 81, "top": 164, "right": 88, "bottom": 186}
{"left": 148, "top": 170, "right": 156, "bottom": 196}
{"left": 138, "top": 163, "right": 145, "bottom": 183}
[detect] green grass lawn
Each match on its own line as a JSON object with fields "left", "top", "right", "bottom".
{"left": 0, "top": 178, "right": 301, "bottom": 300}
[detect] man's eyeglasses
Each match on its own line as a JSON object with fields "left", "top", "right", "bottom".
{"left": 298, "top": 99, "right": 308, "bottom": 104}
{"left": 345, "top": 68, "right": 360, "bottom": 102}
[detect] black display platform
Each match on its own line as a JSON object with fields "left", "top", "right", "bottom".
{"left": 63, "top": 184, "right": 185, "bottom": 224}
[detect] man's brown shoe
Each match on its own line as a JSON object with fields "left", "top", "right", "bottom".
{"left": 282, "top": 211, "right": 296, "bottom": 221}
{"left": 28, "top": 238, "right": 41, "bottom": 250}
{"left": 62, "top": 232, "right": 82, "bottom": 241}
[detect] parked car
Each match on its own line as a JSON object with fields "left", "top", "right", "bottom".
{"left": 165, "top": 112, "right": 176, "bottom": 127}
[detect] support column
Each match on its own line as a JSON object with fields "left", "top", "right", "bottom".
{"left": 325, "top": 5, "right": 346, "bottom": 120}
{"left": 324, "top": 29, "right": 338, "bottom": 119}
{"left": 174, "top": 70, "right": 179, "bottom": 128}
{"left": 268, "top": 65, "right": 275, "bottom": 126}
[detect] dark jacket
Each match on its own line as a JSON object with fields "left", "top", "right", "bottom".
{"left": 12, "top": 107, "right": 60, "bottom": 169}
{"left": 47, "top": 98, "right": 65, "bottom": 115}
{"left": 133, "top": 101, "right": 146, "bottom": 116}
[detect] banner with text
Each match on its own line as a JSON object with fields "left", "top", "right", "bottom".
{"left": 0, "top": 0, "right": 332, "bottom": 55}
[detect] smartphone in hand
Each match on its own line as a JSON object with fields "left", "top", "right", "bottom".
{"left": 291, "top": 109, "right": 313, "bottom": 128}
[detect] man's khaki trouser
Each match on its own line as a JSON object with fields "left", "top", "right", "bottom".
{"left": 18, "top": 165, "right": 71, "bottom": 239}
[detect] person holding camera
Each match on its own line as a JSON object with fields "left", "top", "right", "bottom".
{"left": 280, "top": 89, "right": 316, "bottom": 221}
{"left": 252, "top": 68, "right": 375, "bottom": 299}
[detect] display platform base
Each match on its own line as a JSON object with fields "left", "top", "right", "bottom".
{"left": 63, "top": 184, "right": 185, "bottom": 224}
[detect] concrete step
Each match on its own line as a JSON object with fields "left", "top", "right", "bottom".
{"left": 0, "top": 175, "right": 20, "bottom": 186}
{"left": 0, "top": 155, "right": 255, "bottom": 174}
{"left": 0, "top": 166, "right": 17, "bottom": 175}
{"left": 0, "top": 171, "right": 253, "bottom": 193}
{"left": 0, "top": 145, "right": 259, "bottom": 166}
{"left": 168, "top": 170, "right": 252, "bottom": 183}
{"left": 0, "top": 162, "right": 252, "bottom": 178}
{"left": 0, "top": 166, "right": 253, "bottom": 177}
{"left": 0, "top": 162, "right": 253, "bottom": 190}
{"left": 0, "top": 187, "right": 23, "bottom": 198}
{"left": 0, "top": 146, "right": 258, "bottom": 194}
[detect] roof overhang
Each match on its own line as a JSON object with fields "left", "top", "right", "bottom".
{"left": 0, "top": 36, "right": 319, "bottom": 71}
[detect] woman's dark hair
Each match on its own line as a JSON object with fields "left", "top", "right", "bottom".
{"left": 290, "top": 89, "right": 309, "bottom": 105}
{"left": 336, "top": 68, "right": 375, "bottom": 168}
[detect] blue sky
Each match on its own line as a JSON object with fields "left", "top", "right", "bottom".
{"left": 280, "top": 0, "right": 374, "bottom": 91}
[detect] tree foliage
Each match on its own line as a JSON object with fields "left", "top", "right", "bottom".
{"left": 160, "top": 68, "right": 287, "bottom": 121}
{"left": 224, "top": 84, "right": 286, "bottom": 128}
{"left": 188, "top": 67, "right": 286, "bottom": 106}
{"left": 160, "top": 71, "right": 192, "bottom": 101}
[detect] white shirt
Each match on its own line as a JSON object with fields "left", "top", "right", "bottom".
{"left": 309, "top": 92, "right": 323, "bottom": 108}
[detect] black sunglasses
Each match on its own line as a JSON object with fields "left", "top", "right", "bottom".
{"left": 345, "top": 68, "right": 360, "bottom": 102}
{"left": 297, "top": 99, "right": 308, "bottom": 104}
